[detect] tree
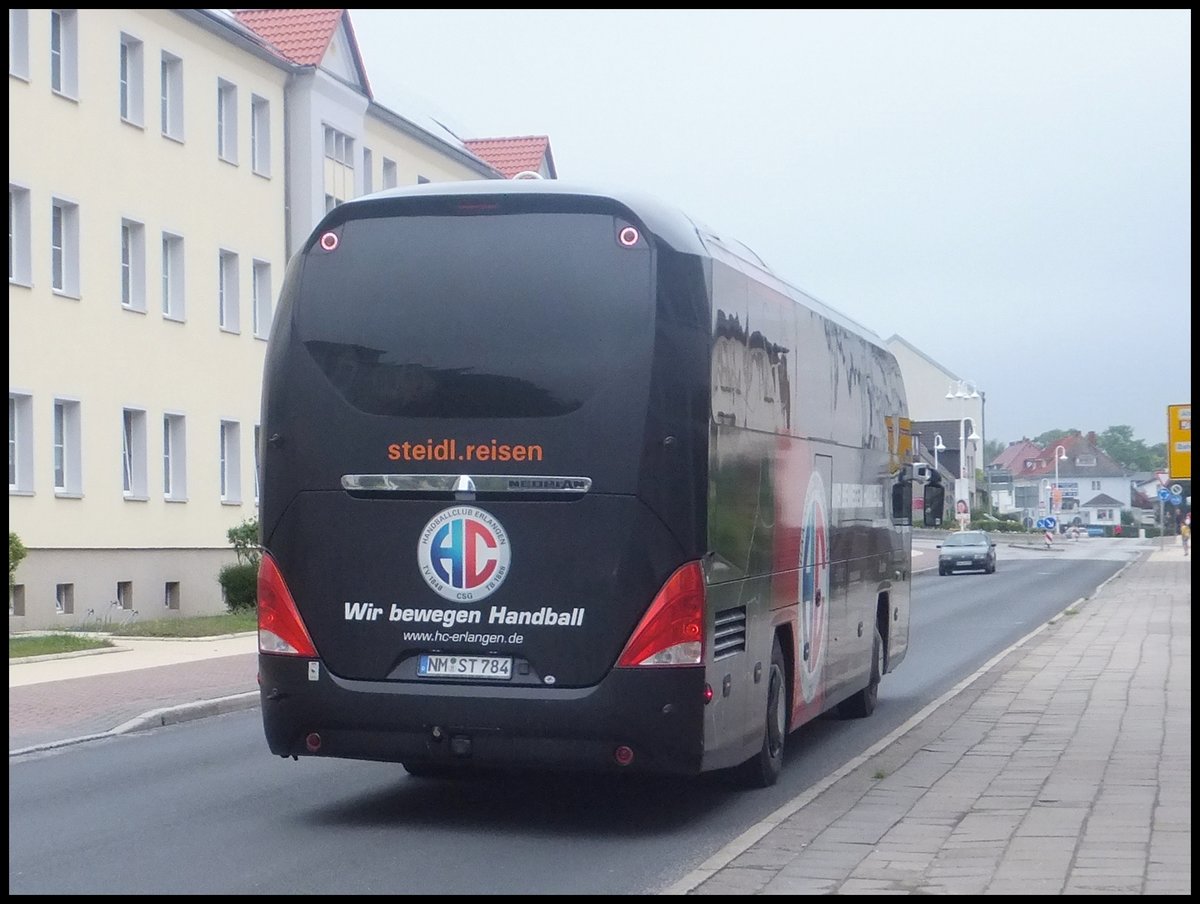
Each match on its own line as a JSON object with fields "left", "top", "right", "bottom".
{"left": 9, "top": 532, "right": 27, "bottom": 593}
{"left": 1097, "top": 425, "right": 1165, "bottom": 472}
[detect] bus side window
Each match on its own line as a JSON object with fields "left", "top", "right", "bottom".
{"left": 891, "top": 480, "right": 912, "bottom": 526}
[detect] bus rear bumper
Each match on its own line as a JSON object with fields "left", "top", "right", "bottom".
{"left": 258, "top": 654, "right": 708, "bottom": 775}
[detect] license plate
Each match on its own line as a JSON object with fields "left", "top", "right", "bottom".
{"left": 956, "top": 560, "right": 972, "bottom": 566}
{"left": 417, "top": 654, "right": 512, "bottom": 680}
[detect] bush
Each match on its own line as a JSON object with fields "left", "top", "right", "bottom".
{"left": 219, "top": 562, "right": 258, "bottom": 612}
{"left": 227, "top": 518, "right": 261, "bottom": 567}
{"left": 9, "top": 532, "right": 27, "bottom": 592}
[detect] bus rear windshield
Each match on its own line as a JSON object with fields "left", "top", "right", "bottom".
{"left": 296, "top": 211, "right": 651, "bottom": 419}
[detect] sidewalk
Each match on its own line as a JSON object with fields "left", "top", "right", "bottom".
{"left": 9, "top": 543, "right": 1191, "bottom": 895}
{"left": 670, "top": 541, "right": 1191, "bottom": 895}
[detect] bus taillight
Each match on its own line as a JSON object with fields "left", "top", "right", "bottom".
{"left": 257, "top": 553, "right": 318, "bottom": 657}
{"left": 616, "top": 561, "right": 705, "bottom": 667}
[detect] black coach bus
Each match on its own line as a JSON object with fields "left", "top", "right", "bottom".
{"left": 256, "top": 179, "right": 943, "bottom": 787}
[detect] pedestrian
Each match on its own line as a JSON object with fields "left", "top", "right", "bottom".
{"left": 1182, "top": 513, "right": 1191, "bottom": 557}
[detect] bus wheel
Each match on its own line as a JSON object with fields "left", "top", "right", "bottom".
{"left": 732, "top": 636, "right": 787, "bottom": 789}
{"left": 840, "top": 622, "right": 882, "bottom": 718}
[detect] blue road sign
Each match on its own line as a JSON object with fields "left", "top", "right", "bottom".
{"left": 1044, "top": 516, "right": 1057, "bottom": 530}
{"left": 1158, "top": 487, "right": 1171, "bottom": 502}
{"left": 1170, "top": 493, "right": 1183, "bottom": 505}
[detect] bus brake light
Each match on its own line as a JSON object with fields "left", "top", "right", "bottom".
{"left": 616, "top": 561, "right": 705, "bottom": 667}
{"left": 258, "top": 553, "right": 318, "bottom": 657}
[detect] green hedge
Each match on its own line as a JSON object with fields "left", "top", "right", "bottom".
{"left": 218, "top": 562, "right": 258, "bottom": 612}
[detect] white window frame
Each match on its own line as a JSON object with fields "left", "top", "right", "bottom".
{"left": 160, "top": 51, "right": 183, "bottom": 141}
{"left": 164, "top": 581, "right": 180, "bottom": 610}
{"left": 9, "top": 183, "right": 32, "bottom": 286}
{"left": 323, "top": 125, "right": 354, "bottom": 210}
{"left": 250, "top": 94, "right": 270, "bottom": 176}
{"left": 9, "top": 392, "right": 34, "bottom": 494}
{"left": 50, "top": 196, "right": 81, "bottom": 297}
{"left": 382, "top": 157, "right": 398, "bottom": 190}
{"left": 362, "top": 147, "right": 373, "bottom": 194}
{"left": 120, "top": 218, "right": 146, "bottom": 311}
{"left": 119, "top": 32, "right": 144, "bottom": 126}
{"left": 163, "top": 412, "right": 187, "bottom": 501}
{"left": 116, "top": 580, "right": 133, "bottom": 610}
{"left": 52, "top": 397, "right": 82, "bottom": 496}
{"left": 217, "top": 78, "right": 238, "bottom": 163}
{"left": 161, "top": 231, "right": 185, "bottom": 321}
{"left": 254, "top": 424, "right": 261, "bottom": 504}
{"left": 9, "top": 9, "right": 30, "bottom": 80}
{"left": 252, "top": 259, "right": 271, "bottom": 339}
{"left": 218, "top": 249, "right": 240, "bottom": 332}
{"left": 55, "top": 582, "right": 75, "bottom": 615}
{"left": 50, "top": 9, "right": 78, "bottom": 99}
{"left": 122, "top": 407, "right": 148, "bottom": 500}
{"left": 219, "top": 419, "right": 242, "bottom": 504}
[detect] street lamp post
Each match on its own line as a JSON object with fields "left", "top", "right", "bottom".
{"left": 933, "top": 433, "right": 946, "bottom": 474}
{"left": 1040, "top": 478, "right": 1052, "bottom": 519}
{"left": 1052, "top": 444, "right": 1067, "bottom": 515}
{"left": 959, "top": 417, "right": 981, "bottom": 480}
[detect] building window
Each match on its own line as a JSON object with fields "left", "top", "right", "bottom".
{"left": 250, "top": 95, "right": 270, "bottom": 176}
{"left": 382, "top": 157, "right": 397, "bottom": 189}
{"left": 323, "top": 125, "right": 354, "bottom": 210}
{"left": 52, "top": 398, "right": 82, "bottom": 496}
{"left": 119, "top": 33, "right": 144, "bottom": 126}
{"left": 218, "top": 249, "right": 239, "bottom": 332}
{"left": 1076, "top": 454, "right": 1097, "bottom": 467}
{"left": 122, "top": 407, "right": 148, "bottom": 499}
{"left": 50, "top": 9, "right": 78, "bottom": 99}
{"left": 10, "top": 10, "right": 30, "bottom": 80}
{"left": 9, "top": 184, "right": 32, "bottom": 286}
{"left": 160, "top": 51, "right": 183, "bottom": 140}
{"left": 161, "top": 232, "right": 185, "bottom": 320}
{"left": 252, "top": 259, "right": 271, "bottom": 338}
{"left": 253, "top": 423, "right": 261, "bottom": 503}
{"left": 1091, "top": 480, "right": 1102, "bottom": 491}
{"left": 217, "top": 78, "right": 238, "bottom": 163}
{"left": 10, "top": 584, "right": 26, "bottom": 617}
{"left": 9, "top": 392, "right": 34, "bottom": 493}
{"left": 120, "top": 218, "right": 146, "bottom": 311}
{"left": 55, "top": 582, "right": 74, "bottom": 615}
{"left": 1097, "top": 508, "right": 1114, "bottom": 522}
{"left": 50, "top": 197, "right": 80, "bottom": 297}
{"left": 116, "top": 580, "right": 133, "bottom": 610}
{"left": 163, "top": 413, "right": 186, "bottom": 501}
{"left": 220, "top": 420, "right": 241, "bottom": 504}
{"left": 362, "top": 147, "right": 373, "bottom": 194}
{"left": 164, "top": 581, "right": 180, "bottom": 610}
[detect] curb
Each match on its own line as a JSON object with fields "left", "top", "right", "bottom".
{"left": 9, "top": 691, "right": 261, "bottom": 759}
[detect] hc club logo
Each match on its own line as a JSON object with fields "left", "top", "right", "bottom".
{"left": 798, "top": 471, "right": 829, "bottom": 704}
{"left": 418, "top": 506, "right": 511, "bottom": 602}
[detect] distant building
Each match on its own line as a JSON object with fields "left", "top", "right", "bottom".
{"left": 1011, "top": 433, "right": 1131, "bottom": 527}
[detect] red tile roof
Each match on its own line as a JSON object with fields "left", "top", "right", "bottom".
{"left": 463, "top": 136, "right": 556, "bottom": 179}
{"left": 233, "top": 9, "right": 342, "bottom": 65}
{"left": 232, "top": 9, "right": 371, "bottom": 96}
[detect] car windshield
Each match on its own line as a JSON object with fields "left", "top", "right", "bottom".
{"left": 945, "top": 532, "right": 988, "bottom": 547}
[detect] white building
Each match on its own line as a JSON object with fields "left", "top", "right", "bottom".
{"left": 9, "top": 9, "right": 505, "bottom": 629}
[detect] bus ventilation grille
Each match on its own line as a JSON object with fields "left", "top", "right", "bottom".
{"left": 713, "top": 607, "right": 747, "bottom": 659}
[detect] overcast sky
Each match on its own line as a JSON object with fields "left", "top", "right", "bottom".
{"left": 348, "top": 9, "right": 1190, "bottom": 447}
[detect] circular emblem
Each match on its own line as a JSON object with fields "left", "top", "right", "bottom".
{"left": 798, "top": 470, "right": 830, "bottom": 704}
{"left": 417, "top": 506, "right": 511, "bottom": 602}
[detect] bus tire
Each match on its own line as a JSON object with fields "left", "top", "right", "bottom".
{"left": 731, "top": 636, "right": 788, "bottom": 789}
{"left": 840, "top": 622, "right": 882, "bottom": 719}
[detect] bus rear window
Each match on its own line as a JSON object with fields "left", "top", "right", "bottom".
{"left": 295, "top": 211, "right": 651, "bottom": 418}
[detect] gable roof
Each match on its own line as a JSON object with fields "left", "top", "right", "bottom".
{"left": 232, "top": 8, "right": 372, "bottom": 97}
{"left": 990, "top": 439, "right": 1042, "bottom": 473}
{"left": 1015, "top": 432, "right": 1128, "bottom": 480}
{"left": 463, "top": 136, "right": 557, "bottom": 179}
{"left": 1081, "top": 493, "right": 1125, "bottom": 507}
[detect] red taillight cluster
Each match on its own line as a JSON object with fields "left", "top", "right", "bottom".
{"left": 616, "top": 561, "right": 705, "bottom": 668}
{"left": 257, "top": 553, "right": 318, "bottom": 657}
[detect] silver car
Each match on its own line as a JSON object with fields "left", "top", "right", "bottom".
{"left": 937, "top": 530, "right": 997, "bottom": 575}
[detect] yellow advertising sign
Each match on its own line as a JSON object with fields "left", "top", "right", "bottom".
{"left": 1167, "top": 404, "right": 1190, "bottom": 480}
